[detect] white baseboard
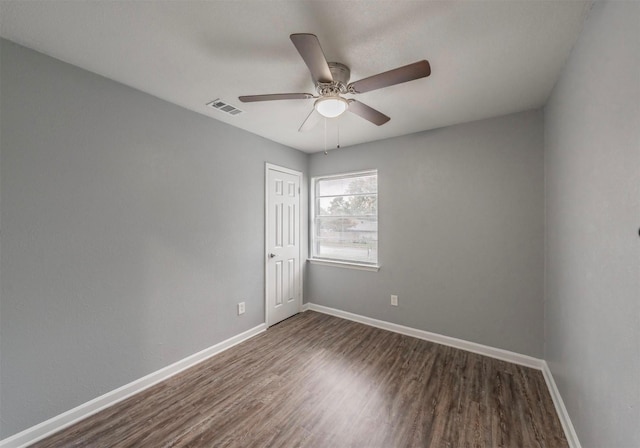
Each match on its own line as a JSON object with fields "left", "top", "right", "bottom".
{"left": 301, "top": 302, "right": 310, "bottom": 312}
{"left": 541, "top": 361, "right": 582, "bottom": 448}
{"left": 0, "top": 324, "right": 267, "bottom": 448}
{"left": 305, "top": 303, "right": 544, "bottom": 369}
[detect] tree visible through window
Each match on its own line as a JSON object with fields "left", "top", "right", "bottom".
{"left": 312, "top": 170, "right": 378, "bottom": 265}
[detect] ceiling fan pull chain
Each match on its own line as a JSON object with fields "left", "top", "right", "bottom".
{"left": 337, "top": 121, "right": 340, "bottom": 149}
{"left": 324, "top": 118, "right": 328, "bottom": 155}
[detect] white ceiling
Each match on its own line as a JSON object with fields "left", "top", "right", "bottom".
{"left": 0, "top": 0, "right": 591, "bottom": 153}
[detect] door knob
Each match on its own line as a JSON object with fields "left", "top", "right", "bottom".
{"left": 269, "top": 253, "right": 276, "bottom": 258}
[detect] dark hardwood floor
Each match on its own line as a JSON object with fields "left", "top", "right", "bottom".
{"left": 32, "top": 311, "right": 568, "bottom": 447}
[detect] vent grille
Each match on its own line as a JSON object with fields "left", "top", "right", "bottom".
{"left": 206, "top": 99, "right": 244, "bottom": 116}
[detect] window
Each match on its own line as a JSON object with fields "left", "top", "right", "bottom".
{"left": 311, "top": 170, "right": 378, "bottom": 267}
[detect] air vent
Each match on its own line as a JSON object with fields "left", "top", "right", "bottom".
{"left": 206, "top": 99, "right": 244, "bottom": 116}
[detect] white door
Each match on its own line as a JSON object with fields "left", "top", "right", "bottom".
{"left": 265, "top": 164, "right": 302, "bottom": 326}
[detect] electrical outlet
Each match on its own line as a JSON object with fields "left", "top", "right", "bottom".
{"left": 237, "top": 302, "right": 245, "bottom": 315}
{"left": 391, "top": 295, "right": 398, "bottom": 306}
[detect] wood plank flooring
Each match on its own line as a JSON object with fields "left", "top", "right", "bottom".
{"left": 32, "top": 311, "right": 568, "bottom": 447}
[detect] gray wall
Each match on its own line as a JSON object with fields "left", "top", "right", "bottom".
{"left": 0, "top": 39, "right": 307, "bottom": 438}
{"left": 307, "top": 110, "right": 545, "bottom": 358}
{"left": 544, "top": 1, "right": 640, "bottom": 447}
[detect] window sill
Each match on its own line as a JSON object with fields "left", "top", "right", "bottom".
{"left": 307, "top": 258, "right": 380, "bottom": 272}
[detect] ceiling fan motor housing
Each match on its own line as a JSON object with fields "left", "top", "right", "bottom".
{"left": 316, "top": 62, "right": 351, "bottom": 96}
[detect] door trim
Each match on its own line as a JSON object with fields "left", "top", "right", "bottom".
{"left": 265, "top": 163, "right": 303, "bottom": 327}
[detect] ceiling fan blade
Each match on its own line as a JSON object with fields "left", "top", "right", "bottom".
{"left": 290, "top": 33, "right": 333, "bottom": 84}
{"left": 348, "top": 60, "right": 431, "bottom": 94}
{"left": 299, "top": 108, "right": 322, "bottom": 132}
{"left": 239, "top": 93, "right": 314, "bottom": 103}
{"left": 347, "top": 100, "right": 390, "bottom": 126}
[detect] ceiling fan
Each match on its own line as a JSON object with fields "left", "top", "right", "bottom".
{"left": 239, "top": 33, "right": 431, "bottom": 132}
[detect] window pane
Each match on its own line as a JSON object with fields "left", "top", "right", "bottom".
{"left": 317, "top": 174, "right": 377, "bottom": 196}
{"left": 316, "top": 194, "right": 377, "bottom": 217}
{"left": 314, "top": 217, "right": 378, "bottom": 263}
{"left": 312, "top": 170, "right": 378, "bottom": 265}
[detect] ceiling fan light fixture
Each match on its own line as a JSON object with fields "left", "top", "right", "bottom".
{"left": 314, "top": 96, "right": 349, "bottom": 118}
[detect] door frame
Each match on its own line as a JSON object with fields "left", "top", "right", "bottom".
{"left": 265, "top": 163, "right": 303, "bottom": 327}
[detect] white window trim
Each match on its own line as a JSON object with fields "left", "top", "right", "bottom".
{"left": 309, "top": 169, "right": 379, "bottom": 271}
{"left": 307, "top": 258, "right": 380, "bottom": 272}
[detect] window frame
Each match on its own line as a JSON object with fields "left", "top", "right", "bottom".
{"left": 309, "top": 169, "right": 380, "bottom": 271}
